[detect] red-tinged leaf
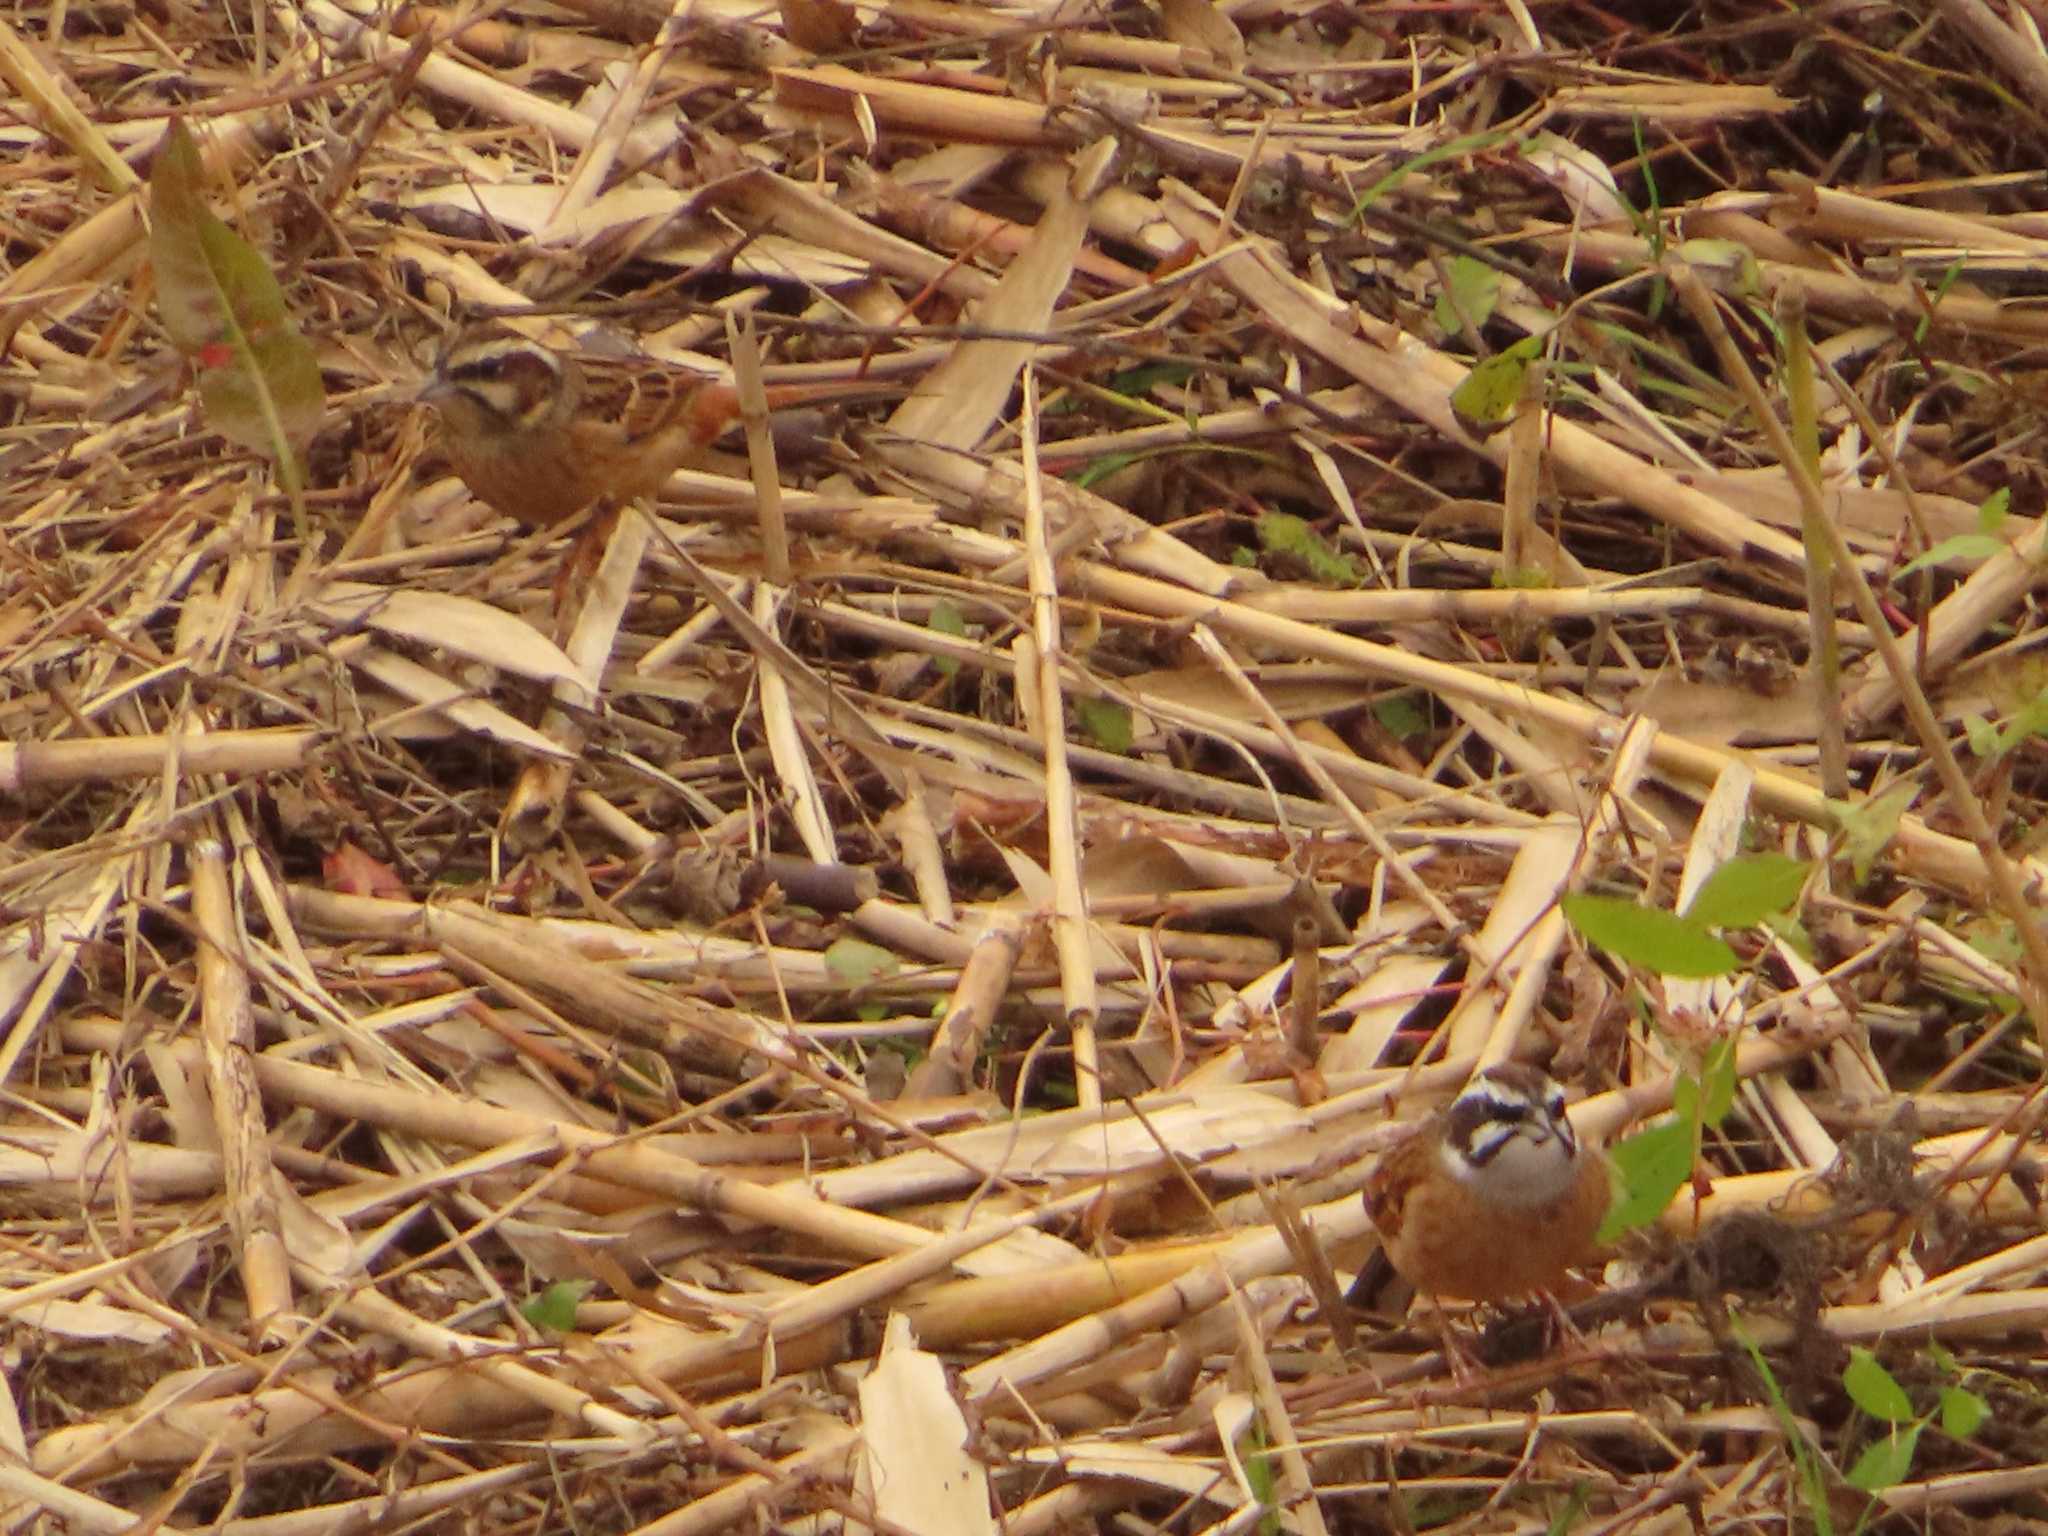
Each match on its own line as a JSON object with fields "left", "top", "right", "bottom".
{"left": 148, "top": 118, "right": 324, "bottom": 490}
{"left": 324, "top": 842, "right": 407, "bottom": 900}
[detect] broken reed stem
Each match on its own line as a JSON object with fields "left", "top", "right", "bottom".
{"left": 1019, "top": 368, "right": 1100, "bottom": 1098}
{"left": 1775, "top": 280, "right": 1849, "bottom": 801}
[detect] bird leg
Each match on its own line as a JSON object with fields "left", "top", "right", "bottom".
{"left": 1421, "top": 1295, "right": 1480, "bottom": 1384}
{"left": 550, "top": 503, "right": 622, "bottom": 645}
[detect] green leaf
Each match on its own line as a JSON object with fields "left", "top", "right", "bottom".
{"left": 1844, "top": 1347, "right": 1914, "bottom": 1422}
{"left": 1074, "top": 450, "right": 1140, "bottom": 489}
{"left": 1373, "top": 694, "right": 1428, "bottom": 740}
{"left": 1964, "top": 714, "right": 1998, "bottom": 757}
{"left": 1683, "top": 854, "right": 1810, "bottom": 928}
{"left": 1978, "top": 485, "right": 2011, "bottom": 534}
{"left": 1699, "top": 1035, "right": 1739, "bottom": 1125}
{"left": 1257, "top": 511, "right": 1360, "bottom": 584}
{"left": 1562, "top": 892, "right": 1739, "bottom": 977}
{"left": 1915, "top": 257, "right": 1966, "bottom": 345}
{"left": 148, "top": 119, "right": 324, "bottom": 492}
{"left": 1846, "top": 1424, "right": 1921, "bottom": 1492}
{"left": 1897, "top": 533, "right": 2006, "bottom": 578}
{"left": 1106, "top": 361, "right": 1196, "bottom": 395}
{"left": 1597, "top": 1116, "right": 1692, "bottom": 1242}
{"left": 1075, "top": 696, "right": 1134, "bottom": 754}
{"left": 1450, "top": 336, "right": 1542, "bottom": 428}
{"left": 521, "top": 1279, "right": 593, "bottom": 1332}
{"left": 824, "top": 936, "right": 900, "bottom": 988}
{"left": 1986, "top": 690, "right": 2048, "bottom": 757}
{"left": 1434, "top": 255, "right": 1502, "bottom": 338}
{"left": 1940, "top": 1385, "right": 1989, "bottom": 1440}
{"left": 1830, "top": 780, "right": 1915, "bottom": 883}
{"left": 929, "top": 600, "right": 966, "bottom": 677}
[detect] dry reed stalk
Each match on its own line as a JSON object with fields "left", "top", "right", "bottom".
{"left": 15, "top": 2, "right": 2048, "bottom": 1527}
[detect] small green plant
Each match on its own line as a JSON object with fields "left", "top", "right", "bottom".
{"left": 1074, "top": 695, "right": 1134, "bottom": 754}
{"left": 1615, "top": 115, "right": 1669, "bottom": 319}
{"left": 1563, "top": 852, "right": 1809, "bottom": 980}
{"left": 1237, "top": 1417, "right": 1281, "bottom": 1536}
{"left": 521, "top": 1279, "right": 593, "bottom": 1332}
{"left": 1449, "top": 335, "right": 1541, "bottom": 430}
{"left": 1731, "top": 1327, "right": 1991, "bottom": 1536}
{"left": 1256, "top": 511, "right": 1360, "bottom": 585}
{"left": 1372, "top": 693, "right": 1428, "bottom": 741}
{"left": 1898, "top": 486, "right": 2013, "bottom": 578}
{"left": 1563, "top": 853, "right": 1811, "bottom": 1237}
{"left": 1914, "top": 256, "right": 1966, "bottom": 347}
{"left": 1963, "top": 684, "right": 2048, "bottom": 763}
{"left": 1829, "top": 780, "right": 1916, "bottom": 883}
{"left": 1841, "top": 1342, "right": 1989, "bottom": 1509}
{"left": 1596, "top": 1034, "right": 1736, "bottom": 1243}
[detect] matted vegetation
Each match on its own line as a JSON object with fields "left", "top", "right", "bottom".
{"left": 7, "top": 0, "right": 2048, "bottom": 1531}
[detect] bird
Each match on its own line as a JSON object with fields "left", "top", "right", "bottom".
{"left": 1362, "top": 1061, "right": 1612, "bottom": 1310}
{"left": 418, "top": 325, "right": 736, "bottom": 530}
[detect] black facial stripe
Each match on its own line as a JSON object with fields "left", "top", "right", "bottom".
{"left": 1446, "top": 1089, "right": 1531, "bottom": 1152}
{"left": 1448, "top": 1083, "right": 1576, "bottom": 1164}
{"left": 449, "top": 350, "right": 557, "bottom": 385}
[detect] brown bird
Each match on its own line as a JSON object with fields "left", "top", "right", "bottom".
{"left": 1363, "top": 1062, "right": 1612, "bottom": 1308}
{"left": 419, "top": 326, "right": 735, "bottom": 529}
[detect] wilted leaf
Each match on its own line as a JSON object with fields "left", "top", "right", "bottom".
{"left": 1676, "top": 237, "right": 1761, "bottom": 296}
{"left": 149, "top": 119, "right": 324, "bottom": 490}
{"left": 1156, "top": 0, "right": 1246, "bottom": 68}
{"left": 779, "top": 0, "right": 859, "bottom": 53}
{"left": 323, "top": 842, "right": 408, "bottom": 901}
